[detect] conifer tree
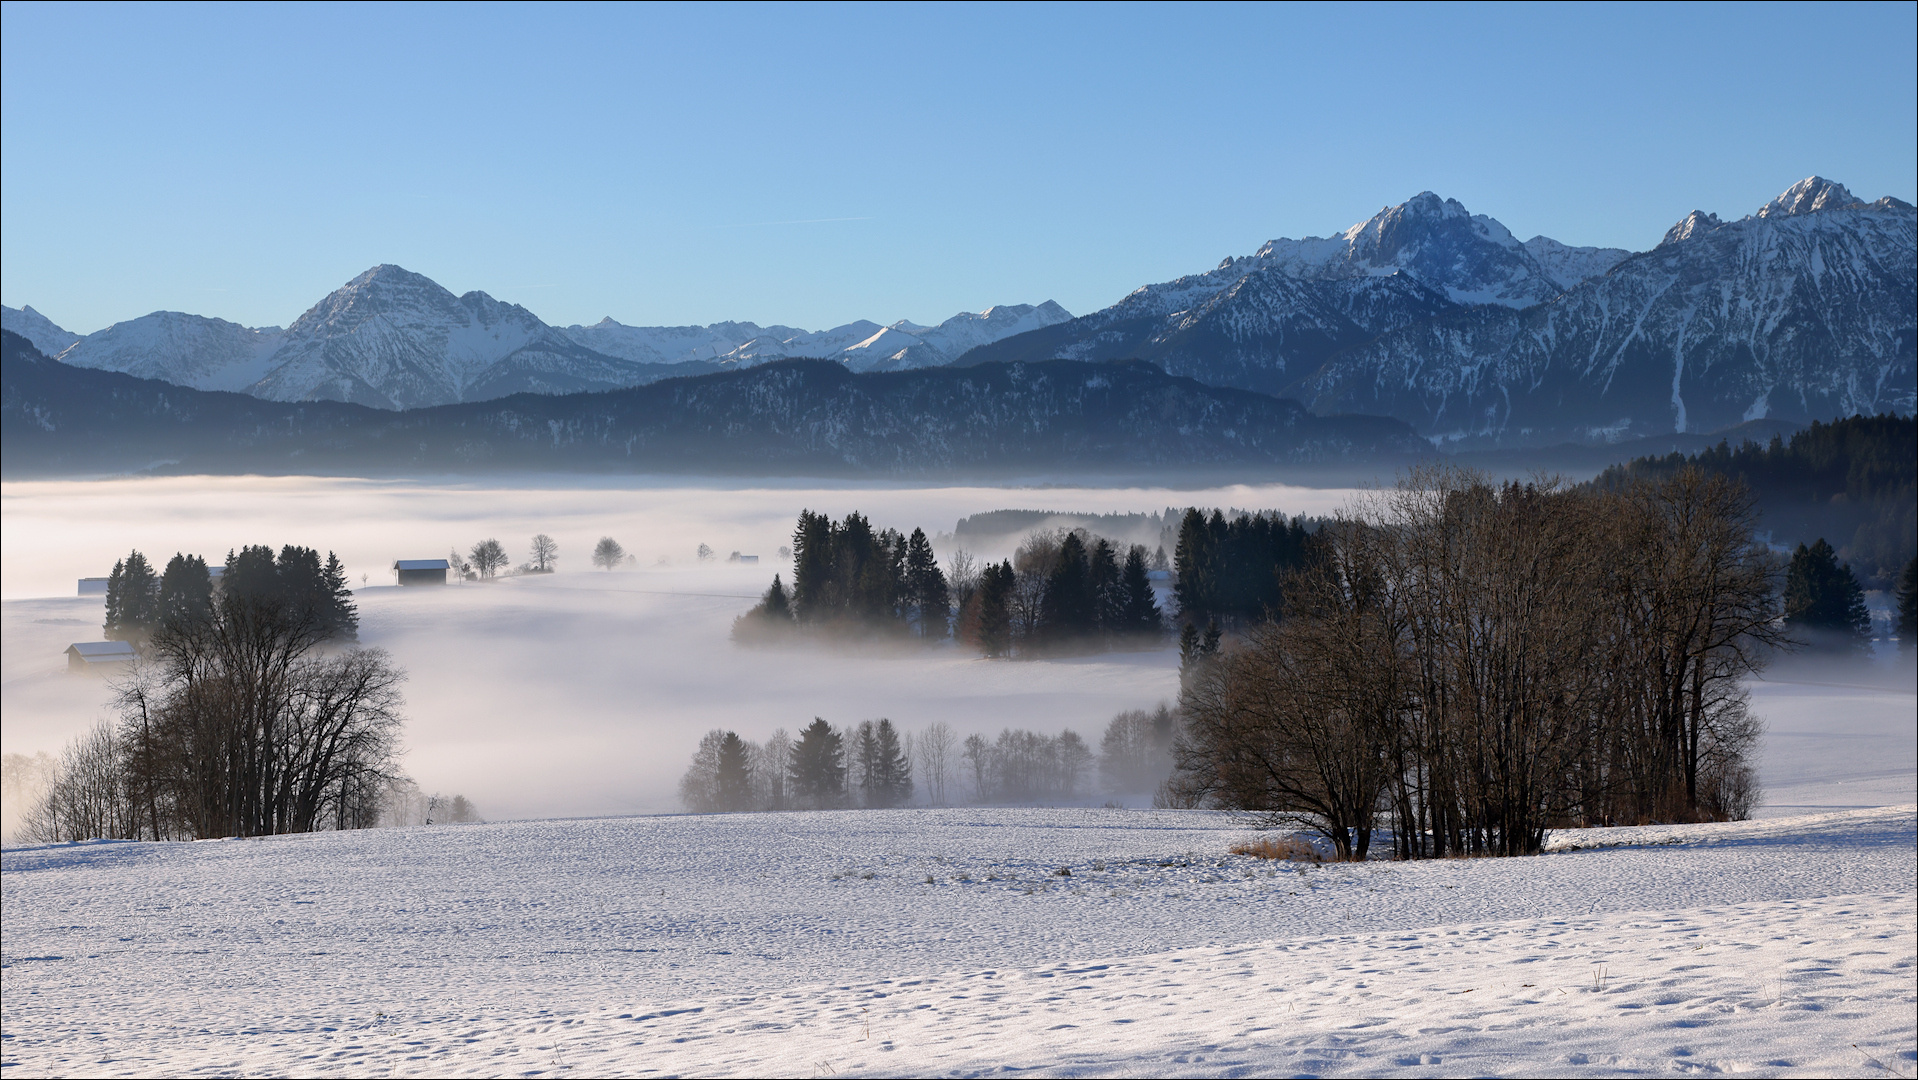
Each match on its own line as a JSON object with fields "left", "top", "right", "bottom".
{"left": 1172, "top": 509, "right": 1214, "bottom": 623}
{"left": 104, "top": 551, "right": 161, "bottom": 641}
{"left": 102, "top": 557, "right": 126, "bottom": 640}
{"left": 870, "top": 718, "right": 913, "bottom": 807}
{"left": 1040, "top": 532, "right": 1096, "bottom": 644}
{"left": 787, "top": 718, "right": 846, "bottom": 809}
{"left": 761, "top": 574, "right": 792, "bottom": 620}
{"left": 851, "top": 720, "right": 880, "bottom": 805}
{"left": 790, "top": 510, "right": 834, "bottom": 620}
{"left": 224, "top": 545, "right": 281, "bottom": 600}
{"left": 1118, "top": 545, "right": 1163, "bottom": 637}
{"left": 1785, "top": 539, "right": 1872, "bottom": 650}
{"left": 1897, "top": 557, "right": 1917, "bottom": 653}
{"left": 714, "top": 732, "right": 754, "bottom": 811}
{"left": 322, "top": 551, "right": 359, "bottom": 641}
{"left": 1088, "top": 538, "right": 1123, "bottom": 633}
{"left": 976, "top": 560, "right": 1015, "bottom": 657}
{"left": 158, "top": 553, "right": 214, "bottom": 630}
{"left": 904, "top": 528, "right": 950, "bottom": 638}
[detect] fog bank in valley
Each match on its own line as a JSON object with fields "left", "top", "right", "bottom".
{"left": 4, "top": 475, "right": 1357, "bottom": 824}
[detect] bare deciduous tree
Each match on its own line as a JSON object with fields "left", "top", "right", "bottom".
{"left": 592, "top": 537, "right": 625, "bottom": 571}
{"left": 530, "top": 534, "right": 558, "bottom": 572}
{"left": 469, "top": 538, "right": 508, "bottom": 579}
{"left": 916, "top": 721, "right": 957, "bottom": 806}
{"left": 1176, "top": 466, "right": 1779, "bottom": 860}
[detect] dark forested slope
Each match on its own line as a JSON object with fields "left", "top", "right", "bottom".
{"left": 2, "top": 330, "right": 1423, "bottom": 478}
{"left": 1591, "top": 413, "right": 1915, "bottom": 585}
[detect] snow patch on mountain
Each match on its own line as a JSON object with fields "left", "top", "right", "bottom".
{"left": 560, "top": 319, "right": 811, "bottom": 365}
{"left": 839, "top": 302, "right": 1076, "bottom": 372}
{"left": 1759, "top": 176, "right": 1863, "bottom": 218}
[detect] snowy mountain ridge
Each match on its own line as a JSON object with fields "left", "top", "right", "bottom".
{"left": 559, "top": 300, "right": 1073, "bottom": 374}
{"left": 4, "top": 274, "right": 1069, "bottom": 410}
{"left": 959, "top": 177, "right": 1915, "bottom": 446}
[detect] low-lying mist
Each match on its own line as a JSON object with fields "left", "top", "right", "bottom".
{"left": 1, "top": 474, "right": 1361, "bottom": 826}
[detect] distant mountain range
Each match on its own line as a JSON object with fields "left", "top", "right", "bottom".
{"left": 2, "top": 270, "right": 1072, "bottom": 410}
{"left": 959, "top": 177, "right": 1915, "bottom": 447}
{"left": 5, "top": 176, "right": 1911, "bottom": 448}
{"left": 1, "top": 329, "right": 1423, "bottom": 478}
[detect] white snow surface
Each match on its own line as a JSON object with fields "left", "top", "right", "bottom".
{"left": 2, "top": 807, "right": 1912, "bottom": 1077}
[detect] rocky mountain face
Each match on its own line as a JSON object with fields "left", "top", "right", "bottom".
{"left": 4, "top": 271, "right": 1068, "bottom": 410}
{"left": 960, "top": 178, "right": 1914, "bottom": 446}
{"left": 3, "top": 329, "right": 1422, "bottom": 477}
{"left": 246, "top": 265, "right": 679, "bottom": 409}
{"left": 52, "top": 312, "right": 285, "bottom": 392}
{"left": 1308, "top": 178, "right": 1916, "bottom": 444}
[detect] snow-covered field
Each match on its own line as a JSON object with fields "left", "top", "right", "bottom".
{"left": 3, "top": 806, "right": 1913, "bottom": 1076}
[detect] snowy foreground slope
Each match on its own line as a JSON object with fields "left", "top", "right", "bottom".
{"left": 3, "top": 805, "right": 1913, "bottom": 1078}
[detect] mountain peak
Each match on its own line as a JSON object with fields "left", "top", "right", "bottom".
{"left": 1758, "top": 176, "right": 1862, "bottom": 218}
{"left": 1660, "top": 210, "right": 1724, "bottom": 246}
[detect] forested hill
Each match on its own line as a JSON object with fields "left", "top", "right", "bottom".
{"left": 1, "top": 330, "right": 1425, "bottom": 479}
{"left": 1590, "top": 414, "right": 1916, "bottom": 586}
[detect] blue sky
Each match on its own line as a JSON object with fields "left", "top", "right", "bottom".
{"left": 3, "top": 2, "right": 1913, "bottom": 334}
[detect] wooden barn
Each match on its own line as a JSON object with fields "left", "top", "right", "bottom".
{"left": 393, "top": 558, "right": 450, "bottom": 586}
{"left": 66, "top": 641, "right": 136, "bottom": 674}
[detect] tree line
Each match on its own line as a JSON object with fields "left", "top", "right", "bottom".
{"left": 740, "top": 507, "right": 1349, "bottom": 656}
{"left": 26, "top": 542, "right": 418, "bottom": 842}
{"left": 678, "top": 707, "right": 1181, "bottom": 813}
{"left": 105, "top": 544, "right": 358, "bottom": 643}
{"left": 1591, "top": 413, "right": 1915, "bottom": 587}
{"left": 1173, "top": 467, "right": 1780, "bottom": 862}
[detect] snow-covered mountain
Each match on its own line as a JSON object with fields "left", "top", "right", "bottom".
{"left": 560, "top": 301, "right": 1073, "bottom": 374}
{"left": 961, "top": 178, "right": 1914, "bottom": 445}
{"left": 957, "top": 191, "right": 1630, "bottom": 398}
{"left": 556, "top": 316, "right": 855, "bottom": 368}
{"left": 838, "top": 302, "right": 1076, "bottom": 373}
{"left": 8, "top": 269, "right": 1068, "bottom": 409}
{"left": 1307, "top": 177, "right": 1917, "bottom": 444}
{"left": 53, "top": 312, "right": 286, "bottom": 393}
{"left": 0, "top": 305, "right": 83, "bottom": 358}
{"left": 246, "top": 265, "right": 678, "bottom": 409}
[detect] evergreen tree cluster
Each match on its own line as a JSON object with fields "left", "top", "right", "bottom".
{"left": 738, "top": 511, "right": 948, "bottom": 638}
{"left": 32, "top": 548, "right": 398, "bottom": 841}
{"left": 958, "top": 531, "right": 1164, "bottom": 655}
{"left": 1895, "top": 558, "right": 1918, "bottom": 653}
{"left": 1171, "top": 508, "right": 1316, "bottom": 629}
{"left": 104, "top": 544, "right": 357, "bottom": 644}
{"left": 1592, "top": 413, "right": 1916, "bottom": 586}
{"left": 1783, "top": 538, "right": 1874, "bottom": 652}
{"left": 737, "top": 510, "right": 1163, "bottom": 656}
